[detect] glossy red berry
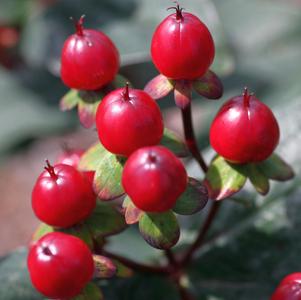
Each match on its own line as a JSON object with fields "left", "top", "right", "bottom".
{"left": 28, "top": 232, "right": 94, "bottom": 299}
{"left": 56, "top": 148, "right": 94, "bottom": 186}
{"left": 96, "top": 84, "right": 164, "bottom": 157}
{"left": 209, "top": 88, "right": 280, "bottom": 164}
{"left": 32, "top": 161, "right": 96, "bottom": 227}
{"left": 151, "top": 4, "right": 215, "bottom": 80}
{"left": 271, "top": 273, "right": 301, "bottom": 300}
{"left": 122, "top": 146, "right": 187, "bottom": 212}
{"left": 61, "top": 16, "right": 119, "bottom": 90}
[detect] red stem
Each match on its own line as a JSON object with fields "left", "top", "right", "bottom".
{"left": 71, "top": 15, "right": 85, "bottom": 36}
{"left": 44, "top": 160, "right": 58, "bottom": 180}
{"left": 123, "top": 82, "right": 131, "bottom": 101}
{"left": 243, "top": 87, "right": 251, "bottom": 107}
{"left": 167, "top": 2, "right": 184, "bottom": 20}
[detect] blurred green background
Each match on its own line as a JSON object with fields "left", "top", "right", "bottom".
{"left": 0, "top": 0, "right": 300, "bottom": 299}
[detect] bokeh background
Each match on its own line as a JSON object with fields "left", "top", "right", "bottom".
{"left": 0, "top": 0, "right": 300, "bottom": 299}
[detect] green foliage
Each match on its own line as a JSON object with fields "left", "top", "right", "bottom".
{"left": 139, "top": 211, "right": 180, "bottom": 249}
{"left": 73, "top": 282, "right": 104, "bottom": 300}
{"left": 160, "top": 128, "right": 188, "bottom": 157}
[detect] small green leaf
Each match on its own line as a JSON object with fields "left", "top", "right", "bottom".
{"left": 246, "top": 164, "right": 270, "bottom": 195}
{"left": 174, "top": 80, "right": 192, "bottom": 109}
{"left": 204, "top": 156, "right": 247, "bottom": 201}
{"left": 93, "top": 152, "right": 125, "bottom": 200}
{"left": 60, "top": 89, "right": 80, "bottom": 111}
{"left": 257, "top": 153, "right": 295, "bottom": 181}
{"left": 144, "top": 74, "right": 174, "bottom": 100}
{"left": 123, "top": 196, "right": 143, "bottom": 225}
{"left": 72, "top": 282, "right": 104, "bottom": 300}
{"left": 93, "top": 255, "right": 117, "bottom": 278}
{"left": 85, "top": 202, "right": 127, "bottom": 238}
{"left": 31, "top": 223, "right": 54, "bottom": 242}
{"left": 193, "top": 69, "right": 223, "bottom": 99}
{"left": 78, "top": 142, "right": 107, "bottom": 172}
{"left": 113, "top": 259, "right": 134, "bottom": 278}
{"left": 173, "top": 177, "right": 208, "bottom": 215}
{"left": 78, "top": 99, "right": 100, "bottom": 129}
{"left": 160, "top": 128, "right": 188, "bottom": 157}
{"left": 139, "top": 211, "right": 180, "bottom": 249}
{"left": 112, "top": 74, "right": 130, "bottom": 87}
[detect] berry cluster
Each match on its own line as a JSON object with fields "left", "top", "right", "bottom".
{"left": 27, "top": 4, "right": 294, "bottom": 300}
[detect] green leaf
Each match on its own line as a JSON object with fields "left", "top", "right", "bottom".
{"left": 160, "top": 128, "right": 188, "bottom": 157}
{"left": 84, "top": 202, "right": 127, "bottom": 238}
{"left": 139, "top": 211, "right": 180, "bottom": 249}
{"left": 204, "top": 156, "right": 247, "bottom": 200}
{"left": 123, "top": 196, "right": 143, "bottom": 225}
{"left": 144, "top": 74, "right": 174, "bottom": 100}
{"left": 31, "top": 223, "right": 54, "bottom": 242}
{"left": 78, "top": 142, "right": 107, "bottom": 172}
{"left": 60, "top": 89, "right": 80, "bottom": 111}
{"left": 93, "top": 152, "right": 125, "bottom": 200}
{"left": 111, "top": 74, "right": 129, "bottom": 87}
{"left": 173, "top": 177, "right": 208, "bottom": 215}
{"left": 112, "top": 259, "right": 134, "bottom": 278}
{"left": 257, "top": 153, "right": 295, "bottom": 181}
{"left": 73, "top": 282, "right": 104, "bottom": 300}
{"left": 93, "top": 255, "right": 117, "bottom": 278}
{"left": 193, "top": 70, "right": 223, "bottom": 99}
{"left": 246, "top": 164, "right": 270, "bottom": 195}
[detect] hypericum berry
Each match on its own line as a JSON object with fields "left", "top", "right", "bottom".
{"left": 271, "top": 273, "right": 301, "bottom": 300}
{"left": 151, "top": 3, "right": 215, "bottom": 80}
{"left": 61, "top": 16, "right": 119, "bottom": 90}
{"left": 28, "top": 232, "right": 94, "bottom": 299}
{"left": 32, "top": 160, "right": 96, "bottom": 227}
{"left": 96, "top": 84, "right": 164, "bottom": 157}
{"left": 56, "top": 148, "right": 94, "bottom": 186}
{"left": 209, "top": 88, "right": 280, "bottom": 164}
{"left": 122, "top": 146, "right": 187, "bottom": 212}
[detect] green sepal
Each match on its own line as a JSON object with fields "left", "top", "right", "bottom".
{"left": 72, "top": 282, "right": 104, "bottom": 300}
{"left": 246, "top": 164, "right": 270, "bottom": 195}
{"left": 257, "top": 153, "right": 294, "bottom": 181}
{"left": 31, "top": 223, "right": 54, "bottom": 242}
{"left": 204, "top": 155, "right": 247, "bottom": 200}
{"left": 160, "top": 128, "right": 189, "bottom": 157}
{"left": 139, "top": 211, "right": 180, "bottom": 249}
{"left": 123, "top": 196, "right": 143, "bottom": 225}
{"left": 113, "top": 259, "right": 134, "bottom": 278}
{"left": 84, "top": 202, "right": 127, "bottom": 238}
{"left": 173, "top": 177, "right": 208, "bottom": 215}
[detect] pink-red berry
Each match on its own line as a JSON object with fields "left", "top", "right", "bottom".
{"left": 32, "top": 161, "right": 96, "bottom": 228}
{"left": 151, "top": 4, "right": 214, "bottom": 80}
{"left": 61, "top": 16, "right": 119, "bottom": 90}
{"left": 122, "top": 146, "right": 187, "bottom": 212}
{"left": 28, "top": 232, "right": 94, "bottom": 299}
{"left": 209, "top": 88, "right": 280, "bottom": 164}
{"left": 96, "top": 84, "right": 164, "bottom": 157}
{"left": 271, "top": 273, "right": 301, "bottom": 300}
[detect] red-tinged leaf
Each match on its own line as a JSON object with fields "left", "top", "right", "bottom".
{"left": 123, "top": 196, "right": 143, "bottom": 224}
{"left": 144, "top": 74, "right": 174, "bottom": 100}
{"left": 173, "top": 177, "right": 208, "bottom": 215}
{"left": 139, "top": 211, "right": 180, "bottom": 249}
{"left": 193, "top": 70, "right": 223, "bottom": 99}
{"left": 257, "top": 153, "right": 295, "bottom": 181}
{"left": 174, "top": 80, "right": 192, "bottom": 108}
{"left": 93, "top": 255, "right": 117, "bottom": 278}
{"left": 78, "top": 99, "right": 100, "bottom": 128}
{"left": 60, "top": 89, "right": 80, "bottom": 111}
{"left": 204, "top": 156, "right": 247, "bottom": 201}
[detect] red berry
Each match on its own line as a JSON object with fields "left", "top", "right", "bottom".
{"left": 122, "top": 146, "right": 187, "bottom": 212}
{"left": 209, "top": 88, "right": 280, "bottom": 164}
{"left": 56, "top": 148, "right": 95, "bottom": 186}
{"left": 151, "top": 4, "right": 214, "bottom": 80}
{"left": 32, "top": 161, "right": 96, "bottom": 227}
{"left": 96, "top": 84, "right": 164, "bottom": 157}
{"left": 271, "top": 273, "right": 301, "bottom": 300}
{"left": 61, "top": 16, "right": 119, "bottom": 90}
{"left": 28, "top": 232, "right": 94, "bottom": 299}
